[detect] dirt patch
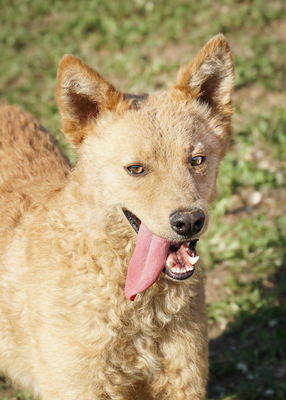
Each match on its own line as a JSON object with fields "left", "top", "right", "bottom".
{"left": 233, "top": 84, "right": 286, "bottom": 113}
{"left": 205, "top": 268, "right": 230, "bottom": 306}
{"left": 205, "top": 268, "right": 233, "bottom": 340}
{"left": 270, "top": 19, "right": 286, "bottom": 43}
{"left": 161, "top": 42, "right": 197, "bottom": 65}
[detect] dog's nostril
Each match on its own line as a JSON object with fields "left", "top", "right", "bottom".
{"left": 170, "top": 209, "right": 205, "bottom": 237}
{"left": 194, "top": 218, "right": 204, "bottom": 232}
{"left": 174, "top": 222, "right": 185, "bottom": 228}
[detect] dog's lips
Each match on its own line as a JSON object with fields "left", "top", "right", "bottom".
{"left": 123, "top": 209, "right": 199, "bottom": 300}
{"left": 123, "top": 209, "right": 141, "bottom": 233}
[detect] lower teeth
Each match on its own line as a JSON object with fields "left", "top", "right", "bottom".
{"left": 170, "top": 265, "right": 194, "bottom": 274}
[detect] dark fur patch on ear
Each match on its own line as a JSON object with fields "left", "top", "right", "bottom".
{"left": 127, "top": 94, "right": 149, "bottom": 110}
{"left": 199, "top": 76, "right": 222, "bottom": 108}
{"left": 69, "top": 92, "right": 99, "bottom": 124}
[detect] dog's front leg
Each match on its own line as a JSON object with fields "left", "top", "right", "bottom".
{"left": 148, "top": 365, "right": 208, "bottom": 400}
{"left": 40, "top": 387, "right": 137, "bottom": 400}
{"left": 39, "top": 372, "right": 140, "bottom": 400}
{"left": 147, "top": 306, "right": 208, "bottom": 399}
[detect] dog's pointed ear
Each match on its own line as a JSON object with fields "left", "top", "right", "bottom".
{"left": 173, "top": 34, "right": 235, "bottom": 118}
{"left": 57, "top": 55, "right": 126, "bottom": 146}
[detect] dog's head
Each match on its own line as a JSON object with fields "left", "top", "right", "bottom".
{"left": 57, "top": 34, "right": 235, "bottom": 300}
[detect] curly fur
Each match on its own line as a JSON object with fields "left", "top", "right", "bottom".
{"left": 0, "top": 34, "right": 234, "bottom": 399}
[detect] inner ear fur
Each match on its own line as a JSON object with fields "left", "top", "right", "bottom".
{"left": 57, "top": 55, "right": 127, "bottom": 146}
{"left": 173, "top": 34, "right": 235, "bottom": 120}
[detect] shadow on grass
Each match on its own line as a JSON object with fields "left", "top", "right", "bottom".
{"left": 207, "top": 237, "right": 286, "bottom": 400}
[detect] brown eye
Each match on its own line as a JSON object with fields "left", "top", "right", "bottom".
{"left": 191, "top": 155, "right": 205, "bottom": 166}
{"left": 126, "top": 165, "right": 145, "bottom": 175}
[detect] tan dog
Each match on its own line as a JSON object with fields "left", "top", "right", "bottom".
{"left": 0, "top": 34, "right": 234, "bottom": 400}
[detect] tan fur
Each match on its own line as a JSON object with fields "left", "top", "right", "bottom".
{"left": 0, "top": 34, "right": 235, "bottom": 399}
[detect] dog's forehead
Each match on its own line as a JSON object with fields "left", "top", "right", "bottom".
{"left": 95, "top": 91, "right": 215, "bottom": 164}
{"left": 123, "top": 91, "right": 211, "bottom": 147}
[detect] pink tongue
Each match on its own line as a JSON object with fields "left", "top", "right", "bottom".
{"left": 125, "top": 223, "right": 170, "bottom": 301}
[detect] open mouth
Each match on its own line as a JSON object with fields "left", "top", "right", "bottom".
{"left": 163, "top": 240, "right": 198, "bottom": 280}
{"left": 123, "top": 208, "right": 199, "bottom": 281}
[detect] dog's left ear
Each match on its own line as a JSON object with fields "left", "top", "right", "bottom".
{"left": 173, "top": 34, "right": 235, "bottom": 122}
{"left": 57, "top": 55, "right": 126, "bottom": 146}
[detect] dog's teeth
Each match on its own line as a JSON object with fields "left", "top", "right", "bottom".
{"left": 173, "top": 266, "right": 181, "bottom": 273}
{"left": 181, "top": 267, "right": 186, "bottom": 273}
{"left": 166, "top": 259, "right": 174, "bottom": 269}
{"left": 189, "top": 256, "right": 199, "bottom": 265}
{"left": 186, "top": 265, "right": 194, "bottom": 272}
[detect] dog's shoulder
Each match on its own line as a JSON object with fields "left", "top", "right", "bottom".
{"left": 0, "top": 105, "right": 71, "bottom": 179}
{"left": 0, "top": 106, "right": 71, "bottom": 252}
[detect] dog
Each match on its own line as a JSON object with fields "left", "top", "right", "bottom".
{"left": 0, "top": 34, "right": 235, "bottom": 399}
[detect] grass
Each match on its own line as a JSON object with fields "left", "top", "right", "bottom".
{"left": 1, "top": 0, "right": 286, "bottom": 399}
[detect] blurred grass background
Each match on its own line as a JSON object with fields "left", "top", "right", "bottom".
{"left": 1, "top": 0, "right": 286, "bottom": 399}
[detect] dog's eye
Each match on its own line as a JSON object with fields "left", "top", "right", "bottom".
{"left": 126, "top": 165, "right": 145, "bottom": 175}
{"left": 191, "top": 155, "right": 205, "bottom": 166}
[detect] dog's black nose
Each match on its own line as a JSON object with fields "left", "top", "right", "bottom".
{"left": 170, "top": 208, "right": 205, "bottom": 236}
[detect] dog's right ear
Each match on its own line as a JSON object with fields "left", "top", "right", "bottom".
{"left": 57, "top": 55, "right": 126, "bottom": 146}
{"left": 172, "top": 34, "right": 235, "bottom": 121}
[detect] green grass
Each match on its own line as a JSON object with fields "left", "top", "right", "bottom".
{"left": 1, "top": 0, "right": 286, "bottom": 399}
